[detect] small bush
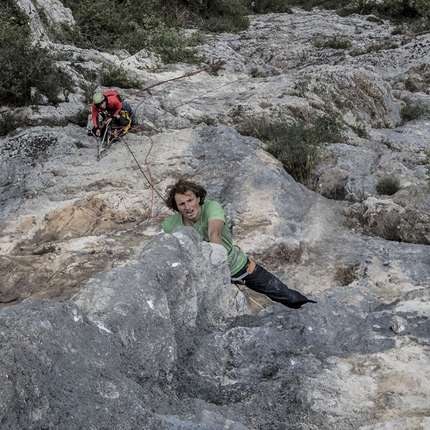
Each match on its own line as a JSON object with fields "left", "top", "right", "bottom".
{"left": 366, "top": 41, "right": 399, "bottom": 53}
{"left": 201, "top": 15, "right": 249, "bottom": 33}
{"left": 0, "top": 9, "right": 74, "bottom": 107}
{"left": 316, "top": 34, "right": 351, "bottom": 49}
{"left": 0, "top": 112, "right": 19, "bottom": 136}
{"left": 180, "top": 0, "right": 250, "bottom": 32}
{"left": 250, "top": 68, "right": 267, "bottom": 78}
{"left": 383, "top": 217, "right": 401, "bottom": 241}
{"left": 32, "top": 245, "right": 56, "bottom": 255}
{"left": 376, "top": 176, "right": 401, "bottom": 196}
{"left": 142, "top": 23, "right": 202, "bottom": 64}
{"left": 243, "top": 0, "right": 293, "bottom": 14}
{"left": 192, "top": 115, "right": 216, "bottom": 126}
{"left": 351, "top": 122, "right": 370, "bottom": 138}
{"left": 292, "top": 0, "right": 430, "bottom": 32}
{"left": 248, "top": 114, "right": 344, "bottom": 185}
{"left": 400, "top": 98, "right": 430, "bottom": 124}
{"left": 43, "top": 0, "right": 430, "bottom": 65}
{"left": 355, "top": 187, "right": 368, "bottom": 203}
{"left": 100, "top": 65, "right": 142, "bottom": 89}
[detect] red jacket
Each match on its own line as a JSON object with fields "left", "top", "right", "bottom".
{"left": 91, "top": 90, "right": 123, "bottom": 128}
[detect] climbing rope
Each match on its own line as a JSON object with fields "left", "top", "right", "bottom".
{"left": 128, "top": 61, "right": 225, "bottom": 98}
{"left": 234, "top": 283, "right": 267, "bottom": 311}
{"left": 121, "top": 129, "right": 166, "bottom": 219}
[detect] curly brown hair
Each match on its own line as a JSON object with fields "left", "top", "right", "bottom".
{"left": 165, "top": 176, "right": 207, "bottom": 212}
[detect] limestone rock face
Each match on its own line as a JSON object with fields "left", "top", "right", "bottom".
{"left": 1, "top": 4, "right": 430, "bottom": 430}
{"left": 16, "top": 0, "right": 75, "bottom": 40}
{"left": 0, "top": 227, "right": 429, "bottom": 429}
{"left": 0, "top": 229, "right": 247, "bottom": 429}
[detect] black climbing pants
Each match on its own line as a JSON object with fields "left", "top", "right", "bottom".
{"left": 232, "top": 260, "right": 316, "bottom": 309}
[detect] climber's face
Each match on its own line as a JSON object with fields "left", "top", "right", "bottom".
{"left": 175, "top": 191, "right": 201, "bottom": 224}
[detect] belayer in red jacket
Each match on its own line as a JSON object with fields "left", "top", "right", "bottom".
{"left": 91, "top": 90, "right": 138, "bottom": 136}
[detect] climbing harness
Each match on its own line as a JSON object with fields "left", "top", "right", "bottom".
{"left": 231, "top": 260, "right": 256, "bottom": 284}
{"left": 231, "top": 259, "right": 267, "bottom": 311}
{"left": 88, "top": 109, "right": 132, "bottom": 160}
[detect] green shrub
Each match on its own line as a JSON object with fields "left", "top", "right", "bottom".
{"left": 383, "top": 217, "right": 401, "bottom": 241}
{"left": 0, "top": 9, "right": 74, "bottom": 107}
{"left": 192, "top": 114, "right": 216, "bottom": 126}
{"left": 174, "top": 0, "right": 249, "bottom": 32}
{"left": 249, "top": 114, "right": 344, "bottom": 185}
{"left": 376, "top": 176, "right": 401, "bottom": 195}
{"left": 290, "top": 0, "right": 430, "bottom": 31}
{"left": 243, "top": 0, "right": 293, "bottom": 13}
{"left": 139, "top": 22, "right": 202, "bottom": 64}
{"left": 32, "top": 245, "right": 56, "bottom": 255}
{"left": 351, "top": 122, "right": 370, "bottom": 138}
{"left": 60, "top": 0, "right": 204, "bottom": 63}
{"left": 250, "top": 68, "right": 267, "bottom": 78}
{"left": 400, "top": 98, "right": 430, "bottom": 124}
{"left": 0, "top": 112, "right": 19, "bottom": 136}
{"left": 201, "top": 14, "right": 249, "bottom": 33}
{"left": 316, "top": 33, "right": 351, "bottom": 49}
{"left": 100, "top": 65, "right": 142, "bottom": 89}
{"left": 289, "top": 0, "right": 351, "bottom": 11}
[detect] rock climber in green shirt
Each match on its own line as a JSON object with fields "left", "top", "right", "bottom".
{"left": 162, "top": 177, "right": 316, "bottom": 309}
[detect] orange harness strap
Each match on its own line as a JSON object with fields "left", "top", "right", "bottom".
{"left": 246, "top": 260, "right": 256, "bottom": 275}
{"left": 232, "top": 260, "right": 256, "bottom": 285}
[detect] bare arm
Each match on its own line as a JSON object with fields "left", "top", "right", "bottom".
{"left": 208, "top": 219, "right": 224, "bottom": 245}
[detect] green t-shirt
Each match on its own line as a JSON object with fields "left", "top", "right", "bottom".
{"left": 162, "top": 200, "right": 247, "bottom": 276}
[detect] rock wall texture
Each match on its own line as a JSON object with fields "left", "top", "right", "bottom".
{"left": 1, "top": 227, "right": 429, "bottom": 429}
{"left": 0, "top": 4, "right": 429, "bottom": 430}
{"left": 16, "top": 0, "right": 74, "bottom": 40}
